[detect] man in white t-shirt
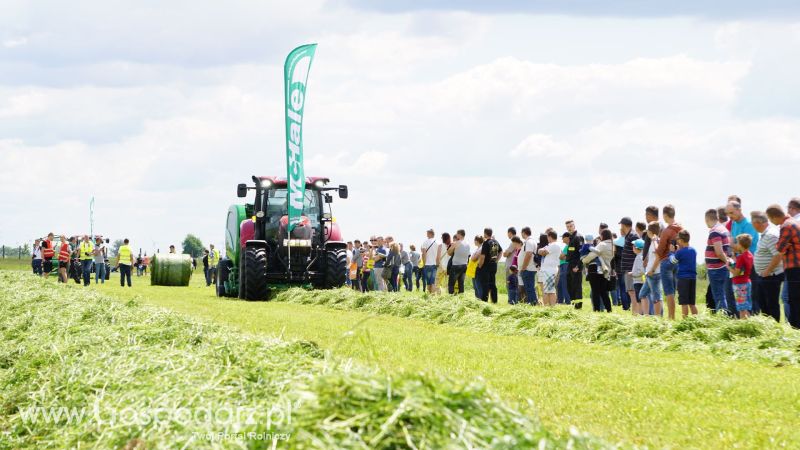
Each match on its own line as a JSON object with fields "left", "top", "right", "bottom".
{"left": 421, "top": 229, "right": 439, "bottom": 294}
{"left": 537, "top": 230, "right": 561, "bottom": 306}
{"left": 519, "top": 227, "right": 539, "bottom": 305}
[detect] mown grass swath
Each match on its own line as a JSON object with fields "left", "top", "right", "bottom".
{"left": 272, "top": 288, "right": 800, "bottom": 366}
{"left": 0, "top": 272, "right": 611, "bottom": 449}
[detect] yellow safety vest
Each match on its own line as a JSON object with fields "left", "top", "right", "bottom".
{"left": 80, "top": 242, "right": 94, "bottom": 261}
{"left": 118, "top": 245, "right": 132, "bottom": 266}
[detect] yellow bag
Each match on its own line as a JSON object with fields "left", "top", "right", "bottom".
{"left": 466, "top": 259, "right": 477, "bottom": 278}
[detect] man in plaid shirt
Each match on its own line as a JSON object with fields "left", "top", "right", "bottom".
{"left": 767, "top": 204, "right": 800, "bottom": 328}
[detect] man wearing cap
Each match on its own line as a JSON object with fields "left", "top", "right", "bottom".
{"left": 619, "top": 217, "right": 639, "bottom": 313}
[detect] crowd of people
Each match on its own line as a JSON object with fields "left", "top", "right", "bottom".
{"left": 31, "top": 234, "right": 135, "bottom": 286}
{"left": 345, "top": 196, "right": 800, "bottom": 328}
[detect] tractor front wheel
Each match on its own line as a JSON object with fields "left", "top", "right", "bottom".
{"left": 242, "top": 247, "right": 269, "bottom": 300}
{"left": 216, "top": 258, "right": 231, "bottom": 297}
{"left": 323, "top": 249, "right": 348, "bottom": 289}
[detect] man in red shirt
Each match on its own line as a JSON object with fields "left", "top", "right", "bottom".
{"left": 767, "top": 204, "right": 800, "bottom": 328}
{"left": 648, "top": 205, "right": 683, "bottom": 320}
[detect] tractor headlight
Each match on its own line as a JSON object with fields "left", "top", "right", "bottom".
{"left": 313, "top": 179, "right": 326, "bottom": 188}
{"left": 262, "top": 180, "right": 273, "bottom": 189}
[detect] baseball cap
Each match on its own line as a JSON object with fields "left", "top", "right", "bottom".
{"left": 614, "top": 236, "right": 625, "bottom": 247}
{"left": 619, "top": 217, "right": 633, "bottom": 227}
{"left": 634, "top": 239, "right": 645, "bottom": 249}
{"left": 585, "top": 234, "right": 595, "bottom": 242}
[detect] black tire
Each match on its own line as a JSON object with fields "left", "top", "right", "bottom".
{"left": 243, "top": 247, "right": 268, "bottom": 301}
{"left": 238, "top": 259, "right": 245, "bottom": 299}
{"left": 216, "top": 258, "right": 231, "bottom": 297}
{"left": 323, "top": 249, "right": 348, "bottom": 289}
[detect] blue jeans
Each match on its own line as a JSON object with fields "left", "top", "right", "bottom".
{"left": 707, "top": 268, "right": 729, "bottom": 313}
{"left": 94, "top": 261, "right": 106, "bottom": 284}
{"left": 204, "top": 267, "right": 211, "bottom": 286}
{"left": 618, "top": 276, "right": 631, "bottom": 310}
{"left": 557, "top": 266, "right": 571, "bottom": 304}
{"left": 390, "top": 266, "right": 400, "bottom": 292}
{"left": 610, "top": 279, "right": 620, "bottom": 306}
{"left": 660, "top": 259, "right": 677, "bottom": 296}
{"left": 32, "top": 259, "right": 43, "bottom": 275}
{"left": 403, "top": 263, "right": 413, "bottom": 291}
{"left": 639, "top": 273, "right": 662, "bottom": 304}
{"left": 783, "top": 281, "right": 790, "bottom": 321}
{"left": 508, "top": 288, "right": 518, "bottom": 305}
{"left": 520, "top": 270, "right": 538, "bottom": 304}
{"left": 423, "top": 266, "right": 437, "bottom": 286}
{"left": 750, "top": 268, "right": 761, "bottom": 315}
{"left": 472, "top": 277, "right": 483, "bottom": 299}
{"left": 81, "top": 260, "right": 93, "bottom": 286}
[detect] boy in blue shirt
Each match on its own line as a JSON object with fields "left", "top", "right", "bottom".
{"left": 670, "top": 230, "right": 698, "bottom": 318}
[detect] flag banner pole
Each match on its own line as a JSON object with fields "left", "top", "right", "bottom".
{"left": 284, "top": 43, "right": 317, "bottom": 275}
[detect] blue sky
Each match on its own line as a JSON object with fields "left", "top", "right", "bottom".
{"left": 2, "top": 1, "right": 799, "bottom": 254}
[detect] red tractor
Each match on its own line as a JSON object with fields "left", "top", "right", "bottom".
{"left": 216, "top": 176, "right": 349, "bottom": 300}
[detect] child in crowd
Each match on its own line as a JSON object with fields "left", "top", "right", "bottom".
{"left": 631, "top": 239, "right": 646, "bottom": 315}
{"left": 507, "top": 265, "right": 519, "bottom": 305}
{"left": 641, "top": 222, "right": 663, "bottom": 316}
{"left": 670, "top": 230, "right": 698, "bottom": 318}
{"left": 729, "top": 234, "right": 754, "bottom": 319}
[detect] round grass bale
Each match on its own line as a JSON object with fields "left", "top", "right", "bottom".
{"left": 150, "top": 253, "right": 192, "bottom": 287}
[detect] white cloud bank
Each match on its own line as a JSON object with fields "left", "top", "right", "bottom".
{"left": 1, "top": 4, "right": 799, "bottom": 255}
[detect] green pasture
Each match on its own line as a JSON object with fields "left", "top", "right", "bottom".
{"left": 47, "top": 268, "right": 799, "bottom": 449}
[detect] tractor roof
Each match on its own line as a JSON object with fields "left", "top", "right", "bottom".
{"left": 257, "top": 176, "right": 330, "bottom": 187}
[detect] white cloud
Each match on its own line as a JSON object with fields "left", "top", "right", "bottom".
{"left": 2, "top": 36, "right": 27, "bottom": 48}
{"left": 511, "top": 133, "right": 571, "bottom": 158}
{"left": 1, "top": 4, "right": 798, "bottom": 256}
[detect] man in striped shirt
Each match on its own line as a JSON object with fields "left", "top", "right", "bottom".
{"left": 752, "top": 211, "right": 784, "bottom": 322}
{"left": 705, "top": 208, "right": 732, "bottom": 313}
{"left": 767, "top": 205, "right": 800, "bottom": 329}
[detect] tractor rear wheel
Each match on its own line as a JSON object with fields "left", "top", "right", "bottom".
{"left": 323, "top": 249, "right": 348, "bottom": 289}
{"left": 243, "top": 247, "right": 269, "bottom": 300}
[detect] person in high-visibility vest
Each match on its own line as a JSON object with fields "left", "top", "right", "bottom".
{"left": 57, "top": 235, "right": 71, "bottom": 283}
{"left": 42, "top": 232, "right": 56, "bottom": 278}
{"left": 79, "top": 235, "right": 94, "bottom": 287}
{"left": 116, "top": 238, "right": 135, "bottom": 287}
{"left": 208, "top": 244, "right": 220, "bottom": 285}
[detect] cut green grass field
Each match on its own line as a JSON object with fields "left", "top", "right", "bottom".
{"left": 75, "top": 270, "right": 800, "bottom": 449}
{"left": 0, "top": 272, "right": 604, "bottom": 449}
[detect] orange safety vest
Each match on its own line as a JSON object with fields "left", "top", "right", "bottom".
{"left": 42, "top": 239, "right": 55, "bottom": 259}
{"left": 58, "top": 243, "right": 71, "bottom": 262}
